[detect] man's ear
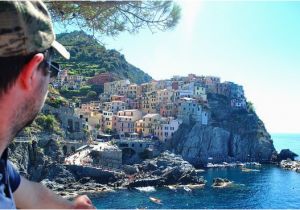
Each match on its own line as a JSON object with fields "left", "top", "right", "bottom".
{"left": 19, "top": 53, "right": 44, "bottom": 90}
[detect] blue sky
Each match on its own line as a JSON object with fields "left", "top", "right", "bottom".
{"left": 54, "top": 1, "right": 300, "bottom": 134}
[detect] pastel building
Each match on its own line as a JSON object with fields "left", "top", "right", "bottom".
{"left": 103, "top": 101, "right": 127, "bottom": 114}
{"left": 159, "top": 102, "right": 176, "bottom": 117}
{"left": 141, "top": 91, "right": 158, "bottom": 114}
{"left": 194, "top": 83, "right": 207, "bottom": 102}
{"left": 156, "top": 80, "right": 172, "bottom": 90}
{"left": 114, "top": 109, "right": 142, "bottom": 134}
{"left": 153, "top": 117, "right": 182, "bottom": 142}
{"left": 204, "top": 76, "right": 220, "bottom": 93}
{"left": 104, "top": 79, "right": 130, "bottom": 96}
{"left": 135, "top": 119, "right": 144, "bottom": 136}
{"left": 177, "top": 97, "right": 208, "bottom": 125}
{"left": 156, "top": 89, "right": 174, "bottom": 104}
{"left": 99, "top": 111, "right": 114, "bottom": 131}
{"left": 127, "top": 97, "right": 141, "bottom": 110}
{"left": 111, "top": 95, "right": 126, "bottom": 102}
{"left": 140, "top": 81, "right": 157, "bottom": 94}
{"left": 142, "top": 113, "right": 161, "bottom": 136}
{"left": 127, "top": 84, "right": 142, "bottom": 99}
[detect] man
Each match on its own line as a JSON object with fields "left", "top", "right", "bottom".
{"left": 0, "top": 1, "right": 94, "bottom": 208}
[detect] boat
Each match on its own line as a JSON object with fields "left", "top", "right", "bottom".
{"left": 149, "top": 197, "right": 162, "bottom": 204}
{"left": 253, "top": 162, "right": 262, "bottom": 167}
{"left": 241, "top": 167, "right": 252, "bottom": 172}
{"left": 183, "top": 186, "right": 192, "bottom": 192}
{"left": 236, "top": 162, "right": 245, "bottom": 167}
{"left": 167, "top": 185, "right": 177, "bottom": 190}
{"left": 187, "top": 184, "right": 205, "bottom": 189}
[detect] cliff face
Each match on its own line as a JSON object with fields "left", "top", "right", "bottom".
{"left": 167, "top": 93, "right": 277, "bottom": 167}
{"left": 9, "top": 136, "right": 75, "bottom": 183}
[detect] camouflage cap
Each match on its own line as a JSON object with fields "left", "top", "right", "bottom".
{"left": 0, "top": 0, "right": 70, "bottom": 59}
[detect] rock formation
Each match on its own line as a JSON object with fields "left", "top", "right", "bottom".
{"left": 277, "top": 149, "right": 298, "bottom": 161}
{"left": 167, "top": 93, "right": 277, "bottom": 167}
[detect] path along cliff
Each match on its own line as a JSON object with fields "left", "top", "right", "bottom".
{"left": 167, "top": 93, "right": 277, "bottom": 167}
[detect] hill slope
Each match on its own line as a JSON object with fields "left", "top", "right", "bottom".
{"left": 55, "top": 31, "right": 152, "bottom": 84}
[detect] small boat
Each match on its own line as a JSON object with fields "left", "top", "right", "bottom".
{"left": 183, "top": 186, "right": 192, "bottom": 192}
{"left": 241, "top": 167, "right": 252, "bottom": 172}
{"left": 253, "top": 162, "right": 261, "bottom": 167}
{"left": 237, "top": 162, "right": 245, "bottom": 167}
{"left": 187, "top": 184, "right": 205, "bottom": 189}
{"left": 149, "top": 197, "right": 162, "bottom": 204}
{"left": 167, "top": 185, "right": 177, "bottom": 190}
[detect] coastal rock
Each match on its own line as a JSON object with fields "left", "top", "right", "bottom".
{"left": 129, "top": 151, "right": 206, "bottom": 187}
{"left": 277, "top": 149, "right": 298, "bottom": 161}
{"left": 212, "top": 178, "right": 232, "bottom": 188}
{"left": 280, "top": 160, "right": 300, "bottom": 173}
{"left": 167, "top": 93, "right": 276, "bottom": 166}
{"left": 122, "top": 165, "right": 139, "bottom": 175}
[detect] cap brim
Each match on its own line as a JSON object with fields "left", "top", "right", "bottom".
{"left": 51, "top": 40, "right": 70, "bottom": 60}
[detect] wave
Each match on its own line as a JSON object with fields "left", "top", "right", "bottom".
{"left": 135, "top": 186, "right": 156, "bottom": 192}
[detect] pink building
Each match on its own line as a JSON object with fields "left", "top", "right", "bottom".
{"left": 114, "top": 110, "right": 142, "bottom": 134}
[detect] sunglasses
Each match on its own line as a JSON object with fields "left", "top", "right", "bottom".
{"left": 45, "top": 61, "right": 60, "bottom": 78}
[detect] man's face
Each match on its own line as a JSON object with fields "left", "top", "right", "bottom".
{"left": 12, "top": 60, "right": 51, "bottom": 136}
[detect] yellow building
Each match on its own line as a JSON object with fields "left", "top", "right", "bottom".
{"left": 127, "top": 84, "right": 142, "bottom": 99}
{"left": 99, "top": 111, "right": 114, "bottom": 132}
{"left": 141, "top": 91, "right": 158, "bottom": 114}
{"left": 135, "top": 119, "right": 144, "bottom": 136}
{"left": 104, "top": 79, "right": 130, "bottom": 96}
{"left": 140, "top": 81, "right": 158, "bottom": 94}
{"left": 142, "top": 113, "right": 161, "bottom": 136}
{"left": 156, "top": 89, "right": 174, "bottom": 104}
{"left": 115, "top": 109, "right": 142, "bottom": 134}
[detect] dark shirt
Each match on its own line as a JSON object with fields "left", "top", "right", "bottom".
{"left": 0, "top": 149, "right": 21, "bottom": 209}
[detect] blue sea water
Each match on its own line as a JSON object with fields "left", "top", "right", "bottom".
{"left": 92, "top": 134, "right": 300, "bottom": 209}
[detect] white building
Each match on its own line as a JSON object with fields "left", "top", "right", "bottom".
{"left": 154, "top": 117, "right": 182, "bottom": 142}
{"left": 177, "top": 97, "right": 204, "bottom": 124}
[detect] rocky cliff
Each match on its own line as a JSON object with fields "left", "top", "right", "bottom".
{"left": 167, "top": 93, "right": 277, "bottom": 167}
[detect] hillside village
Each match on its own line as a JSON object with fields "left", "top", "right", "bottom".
{"left": 37, "top": 70, "right": 249, "bottom": 169}
{"left": 53, "top": 71, "right": 246, "bottom": 140}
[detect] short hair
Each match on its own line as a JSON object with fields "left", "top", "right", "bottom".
{"left": 0, "top": 49, "right": 53, "bottom": 97}
{"left": 0, "top": 54, "right": 34, "bottom": 97}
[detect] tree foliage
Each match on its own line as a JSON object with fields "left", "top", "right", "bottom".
{"left": 47, "top": 1, "right": 181, "bottom": 36}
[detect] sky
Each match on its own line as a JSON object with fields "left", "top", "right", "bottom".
{"left": 54, "top": 1, "right": 300, "bottom": 134}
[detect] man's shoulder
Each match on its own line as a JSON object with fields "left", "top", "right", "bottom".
{"left": 7, "top": 161, "right": 21, "bottom": 193}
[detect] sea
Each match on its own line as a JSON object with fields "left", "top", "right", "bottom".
{"left": 92, "top": 133, "right": 300, "bottom": 209}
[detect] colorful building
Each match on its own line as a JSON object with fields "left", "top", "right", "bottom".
{"left": 177, "top": 97, "right": 203, "bottom": 124}
{"left": 142, "top": 113, "right": 161, "bottom": 136}
{"left": 153, "top": 117, "right": 182, "bottom": 142}
{"left": 103, "top": 101, "right": 127, "bottom": 114}
{"left": 141, "top": 91, "right": 158, "bottom": 114}
{"left": 114, "top": 109, "right": 142, "bottom": 134}
{"left": 99, "top": 111, "right": 114, "bottom": 132}
{"left": 104, "top": 79, "right": 130, "bottom": 96}
{"left": 127, "top": 84, "right": 142, "bottom": 99}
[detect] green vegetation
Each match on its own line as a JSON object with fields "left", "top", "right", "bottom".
{"left": 35, "top": 114, "right": 62, "bottom": 135}
{"left": 87, "top": 91, "right": 97, "bottom": 99}
{"left": 55, "top": 31, "right": 152, "bottom": 84}
{"left": 46, "top": 96, "right": 68, "bottom": 108}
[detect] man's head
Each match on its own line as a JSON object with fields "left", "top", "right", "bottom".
{"left": 0, "top": 1, "right": 69, "bottom": 143}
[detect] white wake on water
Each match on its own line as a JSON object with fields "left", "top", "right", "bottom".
{"left": 135, "top": 186, "right": 156, "bottom": 192}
